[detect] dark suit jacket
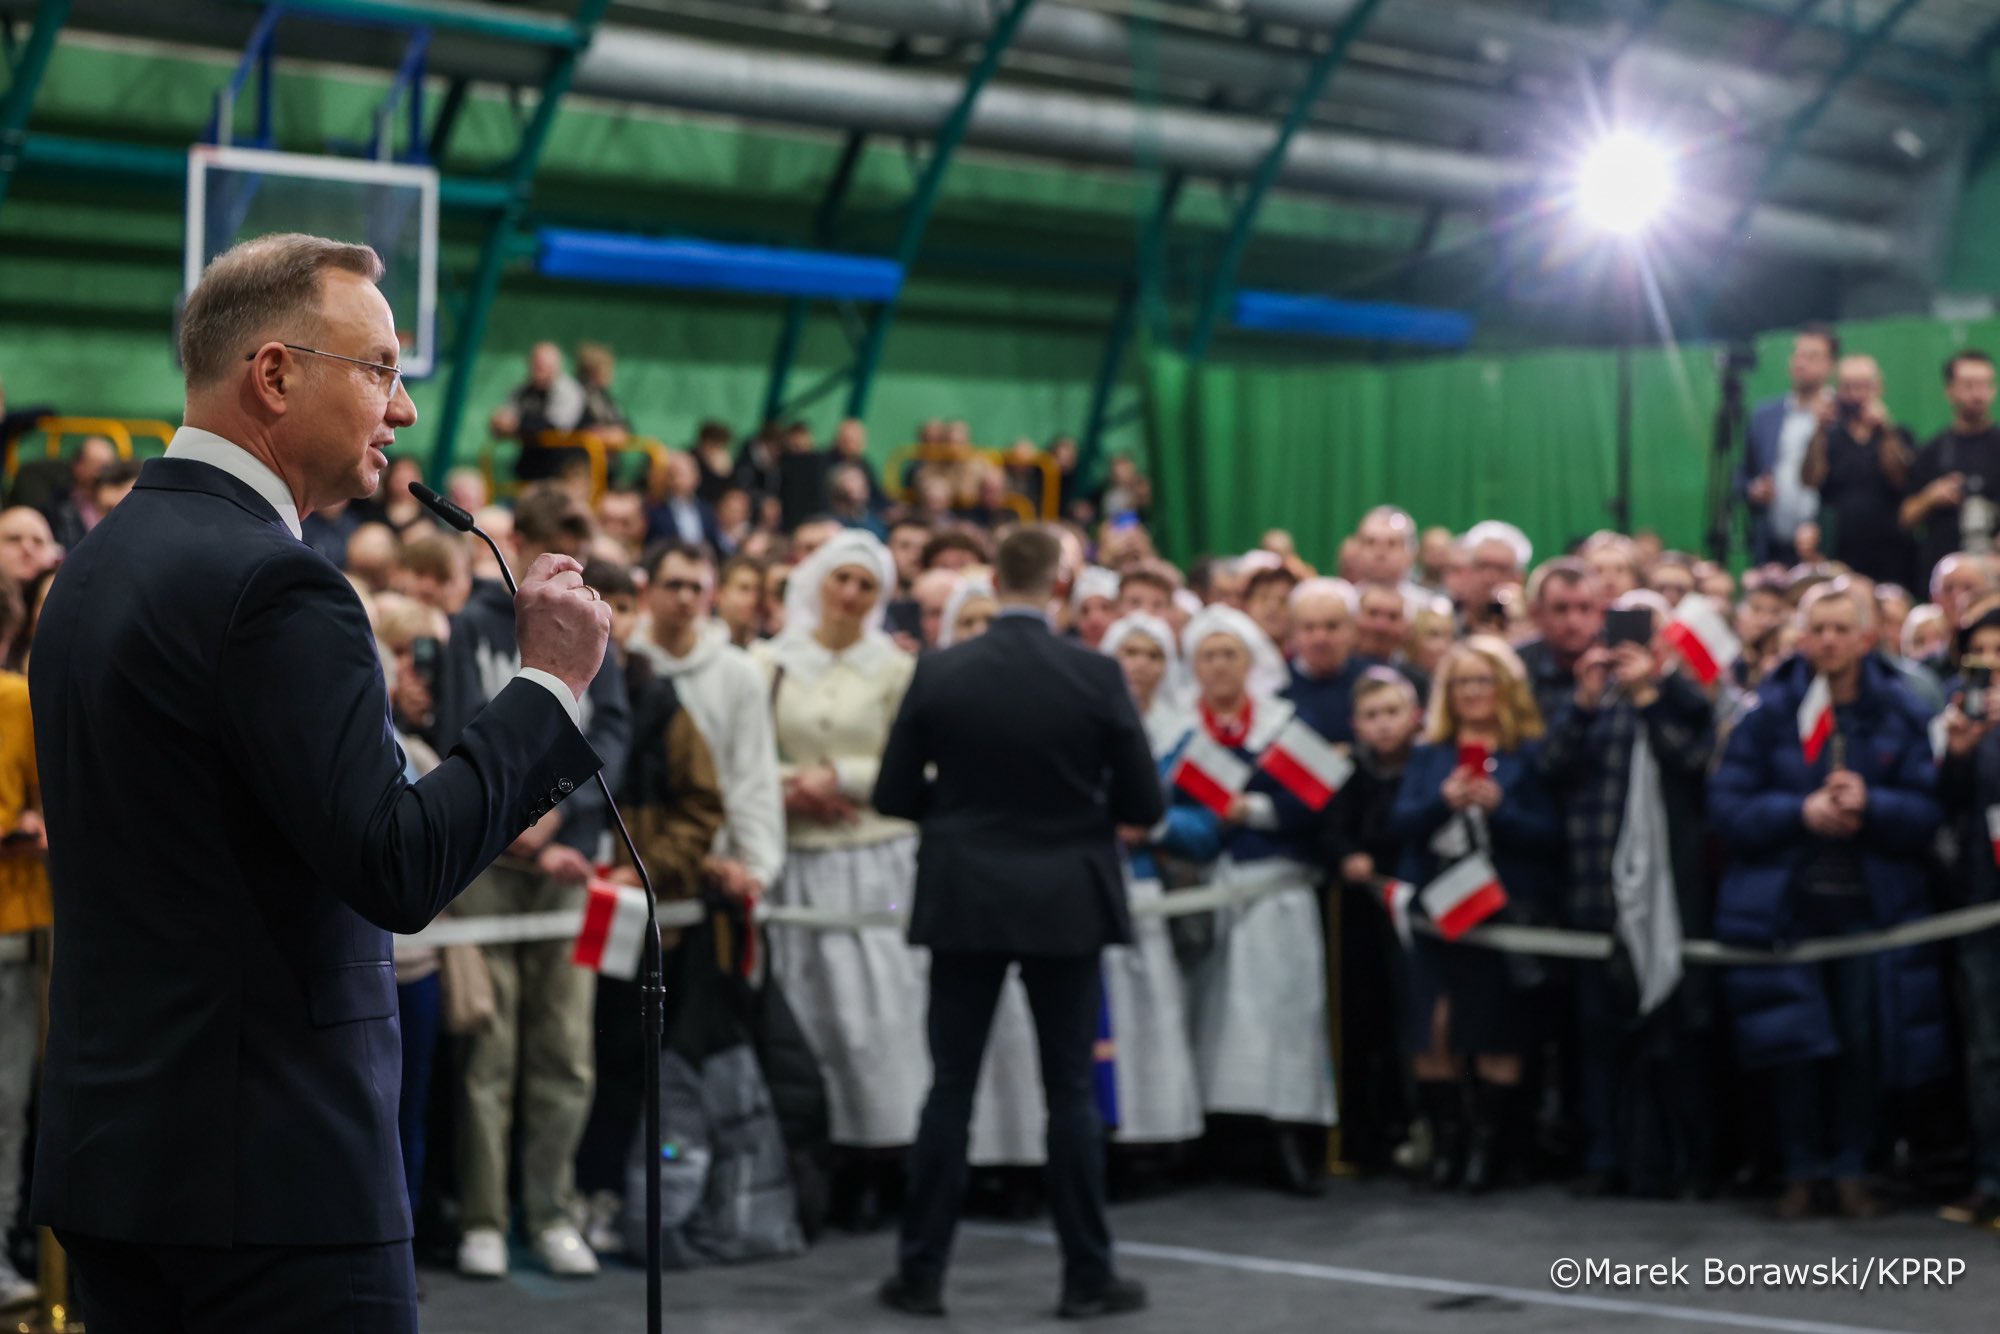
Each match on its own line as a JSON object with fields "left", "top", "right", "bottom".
{"left": 28, "top": 457, "right": 600, "bottom": 1249}
{"left": 1741, "top": 396, "right": 1795, "bottom": 562}
{"left": 644, "top": 495, "right": 728, "bottom": 555}
{"left": 873, "top": 612, "right": 1163, "bottom": 957}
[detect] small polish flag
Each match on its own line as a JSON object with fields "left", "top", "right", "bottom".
{"left": 1662, "top": 597, "right": 1740, "bottom": 687}
{"left": 1170, "top": 731, "right": 1253, "bottom": 817}
{"left": 1420, "top": 853, "right": 1508, "bottom": 942}
{"left": 1797, "top": 674, "right": 1834, "bottom": 765}
{"left": 1257, "top": 717, "right": 1353, "bottom": 811}
{"left": 572, "top": 877, "right": 650, "bottom": 979}
{"left": 1380, "top": 878, "right": 1417, "bottom": 952}
{"left": 1986, "top": 807, "right": 2000, "bottom": 868}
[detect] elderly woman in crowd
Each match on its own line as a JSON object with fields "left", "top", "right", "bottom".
{"left": 751, "top": 530, "right": 921, "bottom": 1231}
{"left": 1172, "top": 605, "right": 1336, "bottom": 1195}
{"left": 1390, "top": 635, "right": 1559, "bottom": 1194}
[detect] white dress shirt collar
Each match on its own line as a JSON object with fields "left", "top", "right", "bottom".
{"left": 163, "top": 426, "right": 304, "bottom": 541}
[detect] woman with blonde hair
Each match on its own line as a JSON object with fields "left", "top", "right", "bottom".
{"left": 1389, "top": 635, "right": 1559, "bottom": 1194}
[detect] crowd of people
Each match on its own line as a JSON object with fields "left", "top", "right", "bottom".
{"left": 8, "top": 323, "right": 2000, "bottom": 1308}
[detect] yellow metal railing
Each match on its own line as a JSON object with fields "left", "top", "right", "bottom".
{"left": 482, "top": 430, "right": 668, "bottom": 504}
{"left": 881, "top": 443, "right": 1059, "bottom": 521}
{"left": 7, "top": 416, "right": 176, "bottom": 481}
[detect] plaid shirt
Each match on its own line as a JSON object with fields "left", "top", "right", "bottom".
{"left": 1538, "top": 673, "right": 1715, "bottom": 931}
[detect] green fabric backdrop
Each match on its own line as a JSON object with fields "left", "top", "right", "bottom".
{"left": 1145, "top": 314, "right": 2000, "bottom": 569}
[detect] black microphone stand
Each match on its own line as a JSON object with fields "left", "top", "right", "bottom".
{"left": 412, "top": 484, "right": 664, "bottom": 1334}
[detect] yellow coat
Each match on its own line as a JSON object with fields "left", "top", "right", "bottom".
{"left": 0, "top": 671, "right": 49, "bottom": 935}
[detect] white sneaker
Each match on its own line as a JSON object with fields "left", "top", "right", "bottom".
{"left": 0, "top": 1255, "right": 36, "bottom": 1310}
{"left": 456, "top": 1227, "right": 509, "bottom": 1279}
{"left": 584, "top": 1190, "right": 624, "bottom": 1257}
{"left": 534, "top": 1221, "right": 600, "bottom": 1277}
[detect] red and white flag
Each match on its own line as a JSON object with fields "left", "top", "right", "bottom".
{"left": 1420, "top": 853, "right": 1508, "bottom": 942}
{"left": 1662, "top": 597, "right": 1740, "bottom": 686}
{"left": 1380, "top": 878, "right": 1417, "bottom": 952}
{"left": 1257, "top": 717, "right": 1353, "bottom": 811}
{"left": 1797, "top": 673, "right": 1834, "bottom": 765}
{"left": 572, "top": 877, "right": 650, "bottom": 979}
{"left": 1170, "top": 731, "right": 1253, "bottom": 817}
{"left": 1986, "top": 807, "right": 2000, "bottom": 869}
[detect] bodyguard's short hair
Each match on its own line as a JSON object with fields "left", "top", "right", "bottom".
{"left": 995, "top": 526, "right": 1062, "bottom": 597}
{"left": 179, "top": 233, "right": 384, "bottom": 388}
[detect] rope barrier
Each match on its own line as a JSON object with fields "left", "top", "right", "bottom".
{"left": 390, "top": 865, "right": 2000, "bottom": 968}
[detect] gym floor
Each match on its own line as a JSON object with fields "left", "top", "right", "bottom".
{"left": 418, "top": 1179, "right": 1998, "bottom": 1333}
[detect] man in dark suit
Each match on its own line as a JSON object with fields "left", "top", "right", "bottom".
{"left": 873, "top": 526, "right": 1163, "bottom": 1321}
{"left": 1739, "top": 323, "right": 1837, "bottom": 565}
{"left": 644, "top": 448, "right": 729, "bottom": 554}
{"left": 28, "top": 233, "right": 610, "bottom": 1332}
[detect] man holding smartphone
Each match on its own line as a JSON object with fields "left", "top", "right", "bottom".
{"left": 1801, "top": 355, "right": 1913, "bottom": 586}
{"left": 1541, "top": 597, "right": 1717, "bottom": 1197}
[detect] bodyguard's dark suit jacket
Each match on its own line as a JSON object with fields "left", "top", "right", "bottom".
{"left": 873, "top": 613, "right": 1163, "bottom": 958}
{"left": 28, "top": 458, "right": 601, "bottom": 1249}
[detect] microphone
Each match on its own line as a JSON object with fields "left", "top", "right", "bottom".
{"left": 408, "top": 481, "right": 475, "bottom": 533}
{"left": 410, "top": 481, "right": 670, "bottom": 1334}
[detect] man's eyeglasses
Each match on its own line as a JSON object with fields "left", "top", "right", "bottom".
{"left": 245, "top": 344, "right": 405, "bottom": 398}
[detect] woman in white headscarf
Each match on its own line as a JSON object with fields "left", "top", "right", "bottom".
{"left": 1099, "top": 613, "right": 1209, "bottom": 1150}
{"left": 936, "top": 574, "right": 998, "bottom": 649}
{"left": 1173, "top": 605, "right": 1337, "bottom": 1195}
{"left": 1102, "top": 612, "right": 1193, "bottom": 753}
{"left": 750, "top": 530, "right": 923, "bottom": 1229}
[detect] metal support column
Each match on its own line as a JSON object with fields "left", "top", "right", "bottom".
{"left": 0, "top": 0, "right": 73, "bottom": 215}
{"left": 841, "top": 0, "right": 1038, "bottom": 421}
{"left": 425, "top": 0, "right": 613, "bottom": 486}
{"left": 1183, "top": 0, "right": 1383, "bottom": 360}
{"left": 763, "top": 129, "right": 870, "bottom": 427}
{"left": 1080, "top": 171, "right": 1184, "bottom": 483}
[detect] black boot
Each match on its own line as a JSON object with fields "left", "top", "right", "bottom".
{"left": 1418, "top": 1081, "right": 1465, "bottom": 1191}
{"left": 1463, "top": 1079, "right": 1517, "bottom": 1195}
{"left": 1273, "top": 1124, "right": 1327, "bottom": 1197}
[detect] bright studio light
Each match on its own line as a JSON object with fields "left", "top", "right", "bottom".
{"left": 1576, "top": 132, "right": 1674, "bottom": 236}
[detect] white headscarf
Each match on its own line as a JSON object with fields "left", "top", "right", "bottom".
{"left": 772, "top": 528, "right": 901, "bottom": 681}
{"left": 1102, "top": 612, "right": 1179, "bottom": 676}
{"left": 1103, "top": 611, "right": 1193, "bottom": 755}
{"left": 1182, "top": 603, "right": 1287, "bottom": 699}
{"left": 781, "top": 528, "right": 896, "bottom": 641}
{"left": 938, "top": 575, "right": 997, "bottom": 649}
{"left": 1071, "top": 565, "right": 1121, "bottom": 610}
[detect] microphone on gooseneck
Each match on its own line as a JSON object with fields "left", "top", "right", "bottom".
{"left": 408, "top": 481, "right": 476, "bottom": 535}
{"left": 409, "top": 479, "right": 671, "bottom": 1334}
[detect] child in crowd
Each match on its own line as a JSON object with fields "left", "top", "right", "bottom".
{"left": 1325, "top": 668, "right": 1424, "bottom": 1173}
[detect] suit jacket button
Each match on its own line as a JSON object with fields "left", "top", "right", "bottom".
{"left": 558, "top": 778, "right": 574, "bottom": 794}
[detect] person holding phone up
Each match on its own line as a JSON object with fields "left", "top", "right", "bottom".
{"left": 1539, "top": 596, "right": 1717, "bottom": 1199}
{"left": 1388, "top": 636, "right": 1559, "bottom": 1194}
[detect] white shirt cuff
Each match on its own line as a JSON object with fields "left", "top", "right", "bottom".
{"left": 516, "top": 668, "right": 583, "bottom": 730}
